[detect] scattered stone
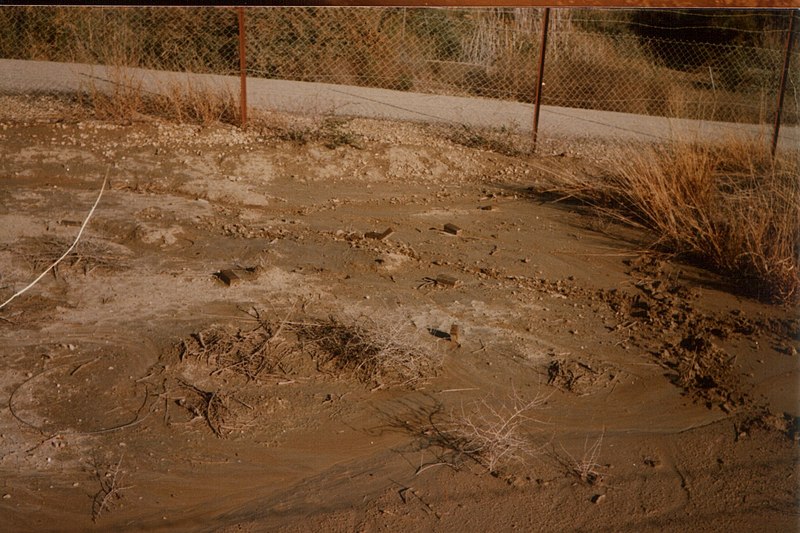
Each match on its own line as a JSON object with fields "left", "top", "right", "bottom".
{"left": 443, "top": 223, "right": 462, "bottom": 236}
{"left": 450, "top": 324, "right": 461, "bottom": 345}
{"left": 479, "top": 205, "right": 495, "bottom": 211}
{"left": 216, "top": 269, "right": 240, "bottom": 286}
{"left": 591, "top": 494, "right": 606, "bottom": 504}
{"left": 436, "top": 274, "right": 461, "bottom": 288}
{"left": 780, "top": 344, "right": 798, "bottom": 356}
{"left": 365, "top": 227, "right": 394, "bottom": 241}
{"left": 508, "top": 475, "right": 527, "bottom": 488}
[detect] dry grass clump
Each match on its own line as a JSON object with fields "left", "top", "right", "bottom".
{"left": 294, "top": 313, "right": 442, "bottom": 389}
{"left": 159, "top": 81, "right": 239, "bottom": 125}
{"left": 445, "top": 124, "right": 524, "bottom": 157}
{"left": 79, "top": 70, "right": 239, "bottom": 125}
{"left": 269, "top": 117, "right": 364, "bottom": 150}
{"left": 431, "top": 391, "right": 549, "bottom": 475}
{"left": 543, "top": 138, "right": 799, "bottom": 303}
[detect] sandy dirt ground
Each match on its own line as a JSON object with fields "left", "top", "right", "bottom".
{"left": 0, "top": 94, "right": 797, "bottom": 532}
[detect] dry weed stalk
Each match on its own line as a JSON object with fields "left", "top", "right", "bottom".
{"left": 91, "top": 454, "right": 132, "bottom": 522}
{"left": 437, "top": 391, "right": 549, "bottom": 475}
{"left": 293, "top": 313, "right": 442, "bottom": 389}
{"left": 556, "top": 430, "right": 606, "bottom": 485}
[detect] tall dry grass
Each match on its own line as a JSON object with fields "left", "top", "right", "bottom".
{"left": 544, "top": 138, "right": 799, "bottom": 303}
{"left": 79, "top": 68, "right": 239, "bottom": 125}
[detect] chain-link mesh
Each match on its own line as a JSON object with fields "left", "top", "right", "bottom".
{"left": 543, "top": 16, "right": 796, "bottom": 124}
{"left": 0, "top": 6, "right": 239, "bottom": 73}
{"left": 0, "top": 6, "right": 797, "bottom": 126}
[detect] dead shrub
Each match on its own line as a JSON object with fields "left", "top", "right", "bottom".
{"left": 89, "top": 454, "right": 132, "bottom": 523}
{"left": 293, "top": 313, "right": 442, "bottom": 389}
{"left": 178, "top": 316, "right": 294, "bottom": 381}
{"left": 428, "top": 391, "right": 549, "bottom": 476}
{"left": 165, "top": 310, "right": 297, "bottom": 438}
{"left": 175, "top": 379, "right": 247, "bottom": 438}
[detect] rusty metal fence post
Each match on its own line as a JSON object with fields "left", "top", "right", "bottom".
{"left": 238, "top": 6, "right": 248, "bottom": 129}
{"left": 771, "top": 9, "right": 797, "bottom": 159}
{"left": 532, "top": 8, "right": 550, "bottom": 153}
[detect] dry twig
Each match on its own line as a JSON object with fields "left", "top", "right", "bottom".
{"left": 92, "top": 454, "right": 132, "bottom": 522}
{"left": 426, "top": 389, "right": 550, "bottom": 476}
{"left": 556, "top": 429, "right": 606, "bottom": 485}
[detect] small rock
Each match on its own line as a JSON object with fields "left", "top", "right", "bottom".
{"left": 216, "top": 269, "right": 240, "bottom": 286}
{"left": 449, "top": 324, "right": 461, "bottom": 345}
{"left": 591, "top": 494, "right": 606, "bottom": 504}
{"left": 443, "top": 223, "right": 462, "bottom": 236}
{"left": 365, "top": 227, "right": 394, "bottom": 241}
{"left": 2, "top": 494, "right": 9, "bottom": 499}
{"left": 508, "top": 475, "right": 527, "bottom": 488}
{"left": 436, "top": 274, "right": 461, "bottom": 288}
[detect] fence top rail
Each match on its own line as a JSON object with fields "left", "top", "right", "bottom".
{"left": 269, "top": 2, "right": 799, "bottom": 9}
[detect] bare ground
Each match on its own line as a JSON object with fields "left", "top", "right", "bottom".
{"left": 0, "top": 94, "right": 797, "bottom": 532}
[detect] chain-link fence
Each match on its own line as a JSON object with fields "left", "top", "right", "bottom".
{"left": 1, "top": 6, "right": 797, "bottom": 132}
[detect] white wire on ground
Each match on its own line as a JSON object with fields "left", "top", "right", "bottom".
{"left": 0, "top": 169, "right": 109, "bottom": 312}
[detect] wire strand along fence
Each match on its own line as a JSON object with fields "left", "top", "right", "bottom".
{"left": 0, "top": 6, "right": 797, "bottom": 147}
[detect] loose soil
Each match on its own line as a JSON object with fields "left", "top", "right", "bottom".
{"left": 0, "top": 95, "right": 797, "bottom": 532}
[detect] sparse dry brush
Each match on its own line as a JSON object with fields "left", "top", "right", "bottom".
{"left": 554, "top": 430, "right": 606, "bottom": 485}
{"left": 422, "top": 391, "right": 550, "bottom": 476}
{"left": 79, "top": 71, "right": 239, "bottom": 125}
{"left": 294, "top": 313, "right": 442, "bottom": 389}
{"left": 543, "top": 138, "right": 799, "bottom": 303}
